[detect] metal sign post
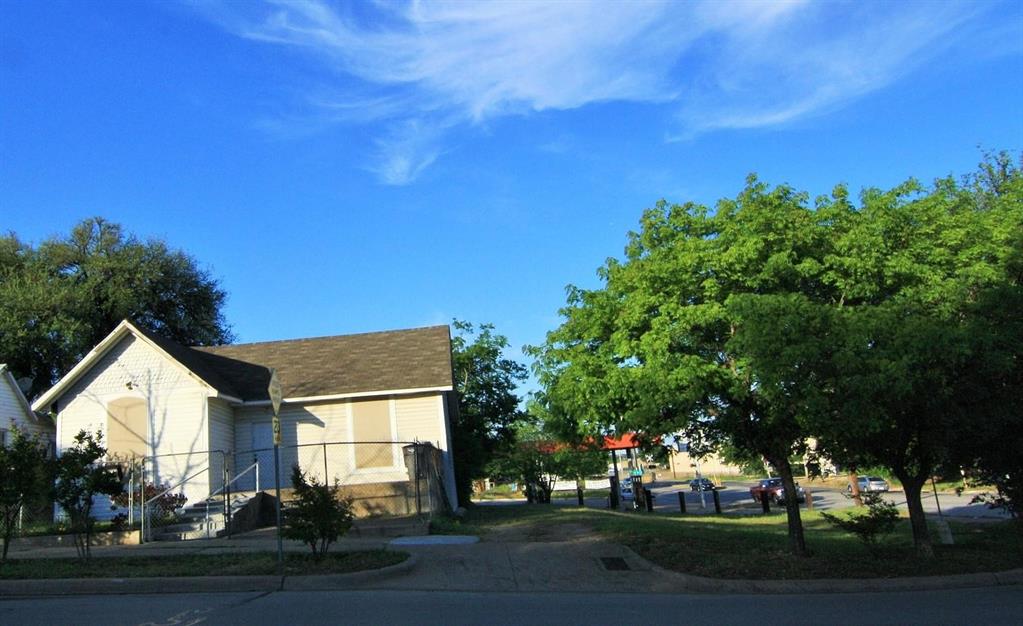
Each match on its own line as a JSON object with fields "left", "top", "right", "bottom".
{"left": 268, "top": 368, "right": 284, "bottom": 575}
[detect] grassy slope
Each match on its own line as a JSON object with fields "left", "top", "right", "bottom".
{"left": 439, "top": 504, "right": 1023, "bottom": 580}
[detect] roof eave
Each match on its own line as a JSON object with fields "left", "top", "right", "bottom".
{"left": 239, "top": 385, "right": 454, "bottom": 407}
{"left": 30, "top": 320, "right": 225, "bottom": 412}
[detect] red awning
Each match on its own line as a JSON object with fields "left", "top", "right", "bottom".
{"left": 602, "top": 433, "right": 641, "bottom": 450}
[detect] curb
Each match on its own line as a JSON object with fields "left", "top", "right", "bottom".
{"left": 0, "top": 552, "right": 417, "bottom": 598}
{"left": 625, "top": 544, "right": 1023, "bottom": 595}
{"left": 283, "top": 553, "right": 418, "bottom": 590}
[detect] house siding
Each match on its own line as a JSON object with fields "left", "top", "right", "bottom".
{"left": 0, "top": 374, "right": 51, "bottom": 441}
{"left": 232, "top": 392, "right": 452, "bottom": 493}
{"left": 53, "top": 334, "right": 213, "bottom": 516}
{"left": 207, "top": 398, "right": 235, "bottom": 492}
{"left": 394, "top": 393, "right": 444, "bottom": 446}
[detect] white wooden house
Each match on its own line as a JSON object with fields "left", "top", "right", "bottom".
{"left": 0, "top": 363, "right": 54, "bottom": 448}
{"left": 31, "top": 321, "right": 460, "bottom": 517}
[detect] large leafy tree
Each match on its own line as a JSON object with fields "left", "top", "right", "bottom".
{"left": 532, "top": 178, "right": 831, "bottom": 556}
{"left": 694, "top": 155, "right": 1022, "bottom": 556}
{"left": 450, "top": 320, "right": 528, "bottom": 506}
{"left": 0, "top": 218, "right": 234, "bottom": 398}
{"left": 533, "top": 154, "right": 1022, "bottom": 558}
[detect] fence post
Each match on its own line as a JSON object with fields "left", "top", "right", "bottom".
{"left": 254, "top": 455, "right": 260, "bottom": 492}
{"left": 140, "top": 461, "right": 146, "bottom": 543}
{"left": 804, "top": 485, "right": 813, "bottom": 511}
{"left": 678, "top": 491, "right": 686, "bottom": 514}
{"left": 712, "top": 489, "right": 722, "bottom": 514}
{"left": 761, "top": 494, "right": 770, "bottom": 514}
{"left": 224, "top": 452, "right": 232, "bottom": 538}
{"left": 415, "top": 442, "right": 422, "bottom": 517}
{"left": 128, "top": 462, "right": 134, "bottom": 527}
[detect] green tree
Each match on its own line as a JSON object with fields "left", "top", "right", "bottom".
{"left": 533, "top": 155, "right": 1021, "bottom": 558}
{"left": 0, "top": 218, "right": 233, "bottom": 399}
{"left": 532, "top": 178, "right": 829, "bottom": 556}
{"left": 820, "top": 492, "right": 900, "bottom": 548}
{"left": 726, "top": 154, "right": 1022, "bottom": 556}
{"left": 450, "top": 320, "right": 528, "bottom": 506}
{"left": 282, "top": 466, "right": 354, "bottom": 559}
{"left": 0, "top": 427, "right": 51, "bottom": 563}
{"left": 50, "top": 430, "right": 123, "bottom": 561}
{"left": 487, "top": 420, "right": 606, "bottom": 504}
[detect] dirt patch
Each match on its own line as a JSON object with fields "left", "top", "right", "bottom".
{"left": 485, "top": 521, "right": 600, "bottom": 543}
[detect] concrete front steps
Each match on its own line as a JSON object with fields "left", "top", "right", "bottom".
{"left": 149, "top": 494, "right": 256, "bottom": 542}
{"left": 150, "top": 492, "right": 429, "bottom": 541}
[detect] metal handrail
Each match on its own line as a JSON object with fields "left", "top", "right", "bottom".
{"left": 203, "top": 461, "right": 259, "bottom": 539}
{"left": 142, "top": 466, "right": 209, "bottom": 542}
{"left": 210, "top": 461, "right": 258, "bottom": 499}
{"left": 143, "top": 466, "right": 209, "bottom": 507}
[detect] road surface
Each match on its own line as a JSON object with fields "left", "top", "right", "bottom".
{"left": 2, "top": 587, "right": 1021, "bottom": 626}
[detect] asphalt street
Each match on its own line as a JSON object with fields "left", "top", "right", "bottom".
{"left": 2, "top": 587, "right": 1021, "bottom": 626}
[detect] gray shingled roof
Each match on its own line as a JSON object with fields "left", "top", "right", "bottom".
{"left": 191, "top": 325, "right": 454, "bottom": 401}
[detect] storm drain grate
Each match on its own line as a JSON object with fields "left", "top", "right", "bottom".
{"left": 600, "top": 557, "right": 630, "bottom": 571}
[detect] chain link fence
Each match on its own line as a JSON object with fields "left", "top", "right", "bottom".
{"left": 234, "top": 440, "right": 449, "bottom": 519}
{"left": 8, "top": 441, "right": 448, "bottom": 546}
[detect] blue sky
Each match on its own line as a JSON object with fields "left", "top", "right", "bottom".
{"left": 2, "top": 0, "right": 1022, "bottom": 392}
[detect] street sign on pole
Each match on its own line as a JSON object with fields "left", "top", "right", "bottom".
{"left": 267, "top": 367, "right": 284, "bottom": 575}
{"left": 268, "top": 368, "right": 283, "bottom": 415}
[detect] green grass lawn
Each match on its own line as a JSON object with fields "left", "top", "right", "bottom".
{"left": 448, "top": 504, "right": 1023, "bottom": 580}
{"left": 550, "top": 488, "right": 611, "bottom": 500}
{"left": 0, "top": 550, "right": 407, "bottom": 580}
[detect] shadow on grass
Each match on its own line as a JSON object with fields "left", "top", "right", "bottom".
{"left": 446, "top": 503, "right": 1023, "bottom": 580}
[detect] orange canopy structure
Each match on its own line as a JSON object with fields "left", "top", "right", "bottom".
{"left": 602, "top": 433, "right": 643, "bottom": 450}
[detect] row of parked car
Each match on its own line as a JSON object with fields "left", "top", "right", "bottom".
{"left": 618, "top": 476, "right": 720, "bottom": 500}
{"left": 617, "top": 474, "right": 891, "bottom": 503}
{"left": 749, "top": 475, "right": 891, "bottom": 505}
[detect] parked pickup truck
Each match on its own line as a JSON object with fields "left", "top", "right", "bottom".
{"left": 750, "top": 478, "right": 806, "bottom": 505}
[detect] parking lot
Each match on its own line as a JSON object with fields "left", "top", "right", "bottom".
{"left": 550, "top": 478, "right": 1011, "bottom": 520}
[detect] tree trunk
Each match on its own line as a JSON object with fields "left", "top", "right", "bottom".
{"left": 848, "top": 470, "right": 863, "bottom": 507}
{"left": 898, "top": 473, "right": 934, "bottom": 558}
{"left": 772, "top": 455, "right": 809, "bottom": 557}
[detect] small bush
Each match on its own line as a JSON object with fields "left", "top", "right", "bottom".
{"left": 821, "top": 492, "right": 900, "bottom": 547}
{"left": 111, "top": 483, "right": 187, "bottom": 521}
{"left": 282, "top": 466, "right": 354, "bottom": 559}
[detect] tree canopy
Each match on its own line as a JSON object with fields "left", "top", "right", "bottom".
{"left": 0, "top": 217, "right": 233, "bottom": 398}
{"left": 450, "top": 320, "right": 528, "bottom": 506}
{"left": 532, "top": 152, "right": 1022, "bottom": 556}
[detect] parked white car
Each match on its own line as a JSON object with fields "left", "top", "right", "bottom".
{"left": 848, "top": 476, "right": 890, "bottom": 493}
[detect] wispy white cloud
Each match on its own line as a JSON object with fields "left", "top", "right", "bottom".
{"left": 198, "top": 0, "right": 1007, "bottom": 183}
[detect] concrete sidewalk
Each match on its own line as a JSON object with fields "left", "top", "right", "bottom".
{"left": 2, "top": 525, "right": 1021, "bottom": 597}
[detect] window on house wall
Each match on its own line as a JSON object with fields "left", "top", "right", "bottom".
{"left": 351, "top": 399, "right": 393, "bottom": 469}
{"left": 106, "top": 398, "right": 148, "bottom": 460}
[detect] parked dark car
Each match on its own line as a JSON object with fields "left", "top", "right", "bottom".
{"left": 689, "top": 478, "right": 716, "bottom": 492}
{"left": 750, "top": 477, "right": 806, "bottom": 504}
